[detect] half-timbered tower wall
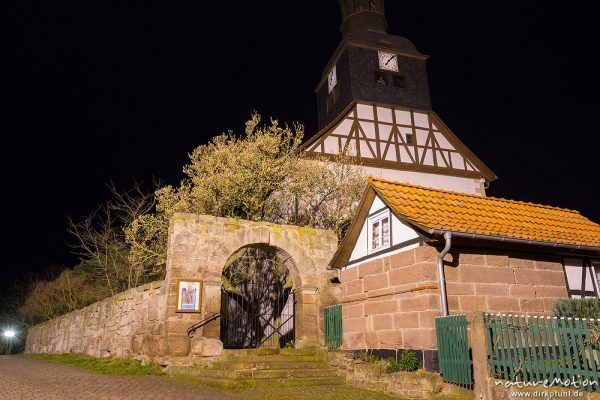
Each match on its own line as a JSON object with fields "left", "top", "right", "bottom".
{"left": 304, "top": 102, "right": 491, "bottom": 194}
{"left": 306, "top": 1, "right": 496, "bottom": 194}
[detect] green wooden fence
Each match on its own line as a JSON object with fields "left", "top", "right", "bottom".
{"left": 324, "top": 304, "right": 342, "bottom": 349}
{"left": 435, "top": 314, "right": 473, "bottom": 387}
{"left": 484, "top": 314, "right": 600, "bottom": 392}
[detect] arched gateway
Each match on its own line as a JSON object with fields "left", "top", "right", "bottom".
{"left": 163, "top": 213, "right": 339, "bottom": 357}
{"left": 220, "top": 244, "right": 298, "bottom": 349}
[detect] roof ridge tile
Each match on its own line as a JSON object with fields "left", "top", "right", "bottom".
{"left": 367, "top": 176, "right": 580, "bottom": 214}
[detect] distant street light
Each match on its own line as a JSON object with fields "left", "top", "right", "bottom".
{"left": 3, "top": 330, "right": 15, "bottom": 339}
{"left": 2, "top": 328, "right": 17, "bottom": 354}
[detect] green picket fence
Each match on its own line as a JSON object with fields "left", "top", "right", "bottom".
{"left": 484, "top": 314, "right": 600, "bottom": 392}
{"left": 324, "top": 304, "right": 342, "bottom": 349}
{"left": 435, "top": 314, "right": 473, "bottom": 387}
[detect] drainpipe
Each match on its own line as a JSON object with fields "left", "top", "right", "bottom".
{"left": 437, "top": 231, "right": 452, "bottom": 317}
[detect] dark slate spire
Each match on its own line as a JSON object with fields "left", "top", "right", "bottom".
{"left": 339, "top": 0, "right": 388, "bottom": 36}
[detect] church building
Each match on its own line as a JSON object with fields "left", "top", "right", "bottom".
{"left": 301, "top": 0, "right": 495, "bottom": 196}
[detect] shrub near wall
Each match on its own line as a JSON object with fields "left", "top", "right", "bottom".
{"left": 552, "top": 298, "right": 600, "bottom": 319}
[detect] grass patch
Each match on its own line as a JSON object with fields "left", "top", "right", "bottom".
{"left": 219, "top": 385, "right": 401, "bottom": 400}
{"left": 168, "top": 374, "right": 402, "bottom": 400}
{"left": 21, "top": 353, "right": 164, "bottom": 375}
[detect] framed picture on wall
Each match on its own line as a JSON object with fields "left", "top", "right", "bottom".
{"left": 176, "top": 279, "right": 203, "bottom": 313}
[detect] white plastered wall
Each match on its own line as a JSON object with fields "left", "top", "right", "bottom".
{"left": 347, "top": 194, "right": 422, "bottom": 268}
{"left": 362, "top": 165, "right": 483, "bottom": 195}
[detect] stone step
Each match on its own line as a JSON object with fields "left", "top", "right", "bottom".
{"left": 219, "top": 354, "right": 323, "bottom": 363}
{"left": 196, "top": 375, "right": 346, "bottom": 389}
{"left": 222, "top": 347, "right": 319, "bottom": 357}
{"left": 222, "top": 348, "right": 280, "bottom": 356}
{"left": 196, "top": 367, "right": 340, "bottom": 380}
{"left": 209, "top": 360, "right": 330, "bottom": 370}
{"left": 280, "top": 347, "right": 319, "bottom": 356}
{"left": 167, "top": 347, "right": 345, "bottom": 390}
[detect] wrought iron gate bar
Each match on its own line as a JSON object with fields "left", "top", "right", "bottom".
{"left": 220, "top": 287, "right": 295, "bottom": 349}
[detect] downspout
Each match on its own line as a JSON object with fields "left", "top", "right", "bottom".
{"left": 437, "top": 231, "right": 452, "bottom": 317}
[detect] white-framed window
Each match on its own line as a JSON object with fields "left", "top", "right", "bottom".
{"left": 367, "top": 210, "right": 390, "bottom": 253}
{"left": 594, "top": 261, "right": 600, "bottom": 294}
{"left": 563, "top": 258, "right": 599, "bottom": 298}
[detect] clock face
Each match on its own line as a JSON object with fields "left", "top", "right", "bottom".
{"left": 378, "top": 51, "right": 399, "bottom": 72}
{"left": 328, "top": 66, "right": 337, "bottom": 93}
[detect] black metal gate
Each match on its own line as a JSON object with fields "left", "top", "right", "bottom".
{"left": 220, "top": 286, "right": 295, "bottom": 349}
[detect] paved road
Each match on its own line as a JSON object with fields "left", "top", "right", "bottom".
{"left": 0, "top": 356, "right": 236, "bottom": 400}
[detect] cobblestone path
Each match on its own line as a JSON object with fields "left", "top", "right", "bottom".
{"left": 0, "top": 356, "right": 235, "bottom": 400}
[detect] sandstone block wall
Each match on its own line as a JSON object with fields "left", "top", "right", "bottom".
{"left": 25, "top": 281, "right": 167, "bottom": 361}
{"left": 26, "top": 213, "right": 340, "bottom": 363}
{"left": 326, "top": 351, "right": 446, "bottom": 399}
{"left": 340, "top": 246, "right": 440, "bottom": 352}
{"left": 339, "top": 244, "right": 569, "bottom": 352}
{"left": 445, "top": 248, "right": 568, "bottom": 316}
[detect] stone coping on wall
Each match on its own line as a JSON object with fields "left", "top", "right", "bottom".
{"left": 170, "top": 212, "right": 339, "bottom": 233}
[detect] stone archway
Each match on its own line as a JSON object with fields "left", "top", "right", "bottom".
{"left": 163, "top": 213, "right": 339, "bottom": 358}
{"left": 220, "top": 244, "right": 298, "bottom": 349}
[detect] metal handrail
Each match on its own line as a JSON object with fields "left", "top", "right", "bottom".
{"left": 186, "top": 312, "right": 221, "bottom": 338}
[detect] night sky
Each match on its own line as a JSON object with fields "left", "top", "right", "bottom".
{"left": 2, "top": 1, "right": 600, "bottom": 297}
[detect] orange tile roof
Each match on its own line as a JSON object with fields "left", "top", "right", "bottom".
{"left": 369, "top": 177, "right": 600, "bottom": 248}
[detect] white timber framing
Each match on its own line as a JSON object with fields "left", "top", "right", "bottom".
{"left": 302, "top": 101, "right": 495, "bottom": 181}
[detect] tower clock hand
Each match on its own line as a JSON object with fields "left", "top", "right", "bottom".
{"left": 385, "top": 55, "right": 396, "bottom": 66}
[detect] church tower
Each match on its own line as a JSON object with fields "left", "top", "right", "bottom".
{"left": 302, "top": 0, "right": 496, "bottom": 195}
